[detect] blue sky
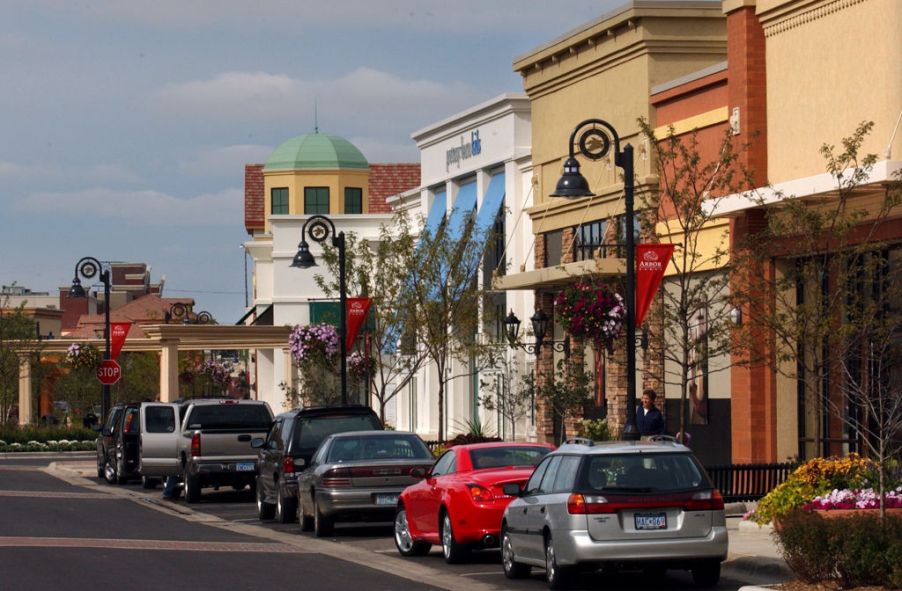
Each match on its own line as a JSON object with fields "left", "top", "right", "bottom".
{"left": 0, "top": 0, "right": 626, "bottom": 323}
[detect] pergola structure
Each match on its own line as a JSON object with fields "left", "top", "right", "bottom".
{"left": 15, "top": 324, "right": 293, "bottom": 425}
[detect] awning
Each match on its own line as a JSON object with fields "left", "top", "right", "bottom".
{"left": 424, "top": 189, "right": 447, "bottom": 235}
{"left": 446, "top": 181, "right": 477, "bottom": 241}
{"left": 492, "top": 258, "right": 625, "bottom": 291}
{"left": 474, "top": 173, "right": 505, "bottom": 236}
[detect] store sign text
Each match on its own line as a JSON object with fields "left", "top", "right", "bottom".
{"left": 446, "top": 130, "right": 482, "bottom": 171}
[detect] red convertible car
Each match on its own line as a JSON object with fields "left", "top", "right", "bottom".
{"left": 394, "top": 441, "right": 554, "bottom": 563}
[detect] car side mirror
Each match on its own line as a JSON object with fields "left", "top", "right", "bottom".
{"left": 251, "top": 437, "right": 265, "bottom": 449}
{"left": 409, "top": 467, "right": 427, "bottom": 479}
{"left": 503, "top": 483, "right": 523, "bottom": 497}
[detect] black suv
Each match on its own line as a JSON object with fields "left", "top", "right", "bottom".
{"left": 96, "top": 403, "right": 141, "bottom": 485}
{"left": 253, "top": 405, "right": 383, "bottom": 523}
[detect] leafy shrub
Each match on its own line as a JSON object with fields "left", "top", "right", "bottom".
{"left": 752, "top": 453, "right": 879, "bottom": 524}
{"left": 0, "top": 425, "right": 97, "bottom": 446}
{"left": 577, "top": 418, "right": 616, "bottom": 442}
{"left": 777, "top": 509, "right": 902, "bottom": 588}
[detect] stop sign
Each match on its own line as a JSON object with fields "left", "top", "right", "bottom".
{"left": 96, "top": 359, "right": 122, "bottom": 385}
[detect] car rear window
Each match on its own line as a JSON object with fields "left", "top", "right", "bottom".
{"left": 293, "top": 413, "right": 383, "bottom": 452}
{"left": 578, "top": 453, "right": 708, "bottom": 492}
{"left": 186, "top": 404, "right": 271, "bottom": 430}
{"left": 470, "top": 446, "right": 551, "bottom": 469}
{"left": 327, "top": 434, "right": 432, "bottom": 462}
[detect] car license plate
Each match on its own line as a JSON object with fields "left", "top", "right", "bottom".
{"left": 375, "top": 493, "right": 398, "bottom": 506}
{"left": 635, "top": 512, "right": 667, "bottom": 530}
{"left": 235, "top": 462, "right": 255, "bottom": 472}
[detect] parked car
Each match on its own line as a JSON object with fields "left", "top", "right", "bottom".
{"left": 296, "top": 430, "right": 434, "bottom": 537}
{"left": 394, "top": 441, "right": 554, "bottom": 563}
{"left": 253, "top": 405, "right": 383, "bottom": 524}
{"left": 138, "top": 398, "right": 273, "bottom": 503}
{"left": 95, "top": 403, "right": 141, "bottom": 485}
{"left": 499, "top": 437, "right": 728, "bottom": 589}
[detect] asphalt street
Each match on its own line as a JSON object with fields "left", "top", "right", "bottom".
{"left": 0, "top": 454, "right": 789, "bottom": 591}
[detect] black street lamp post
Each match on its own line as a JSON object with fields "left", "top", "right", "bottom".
{"left": 504, "top": 309, "right": 570, "bottom": 358}
{"left": 291, "top": 215, "right": 348, "bottom": 406}
{"left": 550, "top": 118, "right": 640, "bottom": 440}
{"left": 68, "top": 257, "right": 112, "bottom": 420}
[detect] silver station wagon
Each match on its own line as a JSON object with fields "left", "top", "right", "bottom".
{"left": 500, "top": 437, "right": 728, "bottom": 589}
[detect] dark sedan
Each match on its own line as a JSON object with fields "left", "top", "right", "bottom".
{"left": 297, "top": 431, "right": 434, "bottom": 537}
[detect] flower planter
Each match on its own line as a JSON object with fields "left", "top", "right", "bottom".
{"left": 813, "top": 507, "right": 902, "bottom": 520}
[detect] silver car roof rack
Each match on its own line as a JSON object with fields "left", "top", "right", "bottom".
{"left": 563, "top": 437, "right": 595, "bottom": 447}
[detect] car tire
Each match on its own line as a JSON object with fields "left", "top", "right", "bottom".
{"left": 501, "top": 525, "right": 531, "bottom": 579}
{"left": 394, "top": 506, "right": 430, "bottom": 557}
{"left": 299, "top": 494, "right": 314, "bottom": 532}
{"left": 96, "top": 454, "right": 104, "bottom": 479}
{"left": 440, "top": 511, "right": 469, "bottom": 564}
{"left": 256, "top": 478, "right": 275, "bottom": 520}
{"left": 692, "top": 560, "right": 721, "bottom": 587}
{"left": 275, "top": 487, "right": 297, "bottom": 524}
{"left": 103, "top": 458, "right": 118, "bottom": 485}
{"left": 313, "top": 495, "right": 333, "bottom": 538}
{"left": 545, "top": 534, "right": 570, "bottom": 590}
{"left": 184, "top": 470, "right": 201, "bottom": 504}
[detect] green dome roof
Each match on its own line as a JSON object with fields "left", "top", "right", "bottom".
{"left": 264, "top": 133, "right": 368, "bottom": 171}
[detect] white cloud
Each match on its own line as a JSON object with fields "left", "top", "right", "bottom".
{"left": 151, "top": 68, "right": 482, "bottom": 139}
{"left": 178, "top": 144, "right": 274, "bottom": 176}
{"left": 14, "top": 187, "right": 242, "bottom": 226}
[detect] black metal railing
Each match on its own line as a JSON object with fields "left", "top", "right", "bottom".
{"left": 704, "top": 462, "right": 798, "bottom": 503}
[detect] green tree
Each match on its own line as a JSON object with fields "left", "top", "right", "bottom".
{"left": 524, "top": 358, "right": 594, "bottom": 445}
{"left": 0, "top": 293, "right": 42, "bottom": 423}
{"left": 479, "top": 352, "right": 534, "bottom": 441}
{"left": 638, "top": 119, "right": 752, "bottom": 440}
{"left": 733, "top": 121, "right": 902, "bottom": 518}
{"left": 315, "top": 212, "right": 429, "bottom": 421}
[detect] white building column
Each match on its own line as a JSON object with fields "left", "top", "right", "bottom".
{"left": 18, "top": 355, "right": 32, "bottom": 425}
{"left": 159, "top": 340, "right": 179, "bottom": 402}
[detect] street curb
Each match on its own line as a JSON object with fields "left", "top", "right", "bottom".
{"left": 737, "top": 586, "right": 779, "bottom": 590}
{"left": 45, "top": 461, "right": 500, "bottom": 591}
{"left": 0, "top": 451, "right": 94, "bottom": 460}
{"left": 724, "top": 555, "right": 791, "bottom": 580}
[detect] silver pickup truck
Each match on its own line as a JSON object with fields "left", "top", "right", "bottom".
{"left": 139, "top": 399, "right": 273, "bottom": 503}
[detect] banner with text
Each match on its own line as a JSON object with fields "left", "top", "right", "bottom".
{"left": 635, "top": 244, "right": 675, "bottom": 327}
{"left": 110, "top": 322, "right": 132, "bottom": 360}
{"left": 346, "top": 298, "right": 373, "bottom": 350}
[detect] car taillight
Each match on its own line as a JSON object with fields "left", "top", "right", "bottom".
{"left": 321, "top": 468, "right": 351, "bottom": 488}
{"left": 568, "top": 494, "right": 613, "bottom": 514}
{"left": 281, "top": 456, "right": 296, "bottom": 475}
{"left": 467, "top": 484, "right": 493, "bottom": 502}
{"left": 190, "top": 432, "right": 201, "bottom": 457}
{"left": 686, "top": 489, "right": 724, "bottom": 511}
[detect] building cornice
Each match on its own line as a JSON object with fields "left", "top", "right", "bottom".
{"left": 758, "top": 0, "right": 869, "bottom": 37}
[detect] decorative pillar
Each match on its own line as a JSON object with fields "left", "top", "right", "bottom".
{"left": 18, "top": 355, "right": 32, "bottom": 425}
{"left": 159, "top": 340, "right": 179, "bottom": 402}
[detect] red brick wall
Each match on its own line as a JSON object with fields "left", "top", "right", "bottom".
{"left": 368, "top": 163, "right": 420, "bottom": 213}
{"left": 244, "top": 164, "right": 264, "bottom": 233}
{"left": 59, "top": 289, "right": 88, "bottom": 331}
{"left": 727, "top": 6, "right": 768, "bottom": 187}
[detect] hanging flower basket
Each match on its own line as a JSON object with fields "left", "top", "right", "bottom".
{"left": 65, "top": 343, "right": 101, "bottom": 371}
{"left": 289, "top": 323, "right": 339, "bottom": 365}
{"left": 554, "top": 283, "right": 625, "bottom": 347}
{"left": 347, "top": 351, "right": 375, "bottom": 382}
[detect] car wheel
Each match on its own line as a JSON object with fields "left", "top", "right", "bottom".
{"left": 256, "top": 478, "right": 275, "bottom": 520}
{"left": 184, "top": 470, "right": 201, "bottom": 504}
{"left": 103, "top": 458, "right": 118, "bottom": 485}
{"left": 692, "top": 560, "right": 721, "bottom": 587}
{"left": 275, "top": 487, "right": 297, "bottom": 524}
{"left": 545, "top": 534, "right": 570, "bottom": 590}
{"left": 440, "top": 512, "right": 469, "bottom": 564}
{"left": 313, "top": 495, "right": 333, "bottom": 538}
{"left": 394, "top": 506, "right": 430, "bottom": 557}
{"left": 501, "top": 525, "right": 531, "bottom": 579}
{"left": 299, "top": 493, "right": 314, "bottom": 532}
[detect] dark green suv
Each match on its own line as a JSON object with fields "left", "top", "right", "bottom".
{"left": 253, "top": 405, "right": 383, "bottom": 523}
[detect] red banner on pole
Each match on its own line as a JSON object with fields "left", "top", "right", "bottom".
{"left": 635, "top": 244, "right": 675, "bottom": 327}
{"left": 110, "top": 322, "right": 132, "bottom": 360}
{"left": 346, "top": 298, "right": 372, "bottom": 350}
